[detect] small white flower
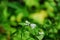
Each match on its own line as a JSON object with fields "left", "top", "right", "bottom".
{"left": 25, "top": 20, "right": 30, "bottom": 24}
{"left": 25, "top": 20, "right": 30, "bottom": 25}
{"left": 30, "top": 23, "right": 36, "bottom": 29}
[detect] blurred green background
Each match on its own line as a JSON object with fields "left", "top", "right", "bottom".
{"left": 0, "top": 0, "right": 60, "bottom": 40}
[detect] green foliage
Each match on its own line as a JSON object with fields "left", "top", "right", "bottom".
{"left": 0, "top": 0, "right": 60, "bottom": 40}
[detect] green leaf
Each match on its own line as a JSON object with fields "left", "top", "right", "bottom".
{"left": 24, "top": 0, "right": 39, "bottom": 7}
